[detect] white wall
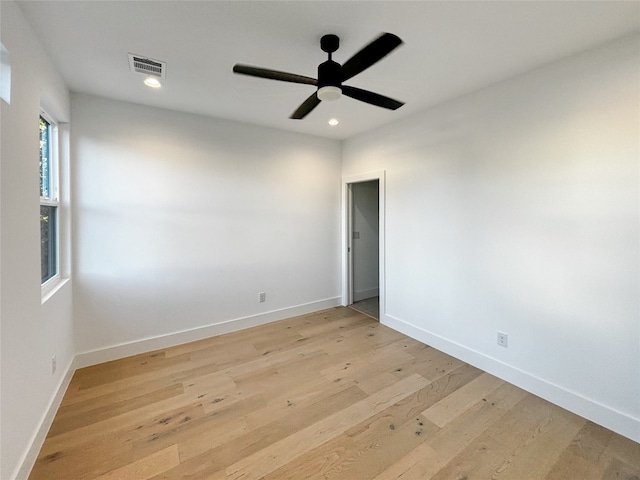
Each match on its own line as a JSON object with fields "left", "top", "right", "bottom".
{"left": 71, "top": 94, "right": 342, "bottom": 358}
{"left": 343, "top": 34, "right": 640, "bottom": 441}
{"left": 0, "top": 3, "right": 74, "bottom": 479}
{"left": 352, "top": 180, "right": 379, "bottom": 301}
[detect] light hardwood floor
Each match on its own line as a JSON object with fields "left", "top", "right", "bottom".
{"left": 29, "top": 307, "right": 640, "bottom": 479}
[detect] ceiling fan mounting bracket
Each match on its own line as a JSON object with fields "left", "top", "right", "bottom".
{"left": 320, "top": 34, "right": 339, "bottom": 54}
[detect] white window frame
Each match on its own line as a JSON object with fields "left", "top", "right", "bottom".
{"left": 40, "top": 109, "right": 61, "bottom": 294}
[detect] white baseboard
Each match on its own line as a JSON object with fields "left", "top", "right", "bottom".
{"left": 14, "top": 356, "right": 77, "bottom": 480}
{"left": 75, "top": 297, "right": 342, "bottom": 368}
{"left": 382, "top": 313, "right": 640, "bottom": 444}
{"left": 353, "top": 288, "right": 379, "bottom": 302}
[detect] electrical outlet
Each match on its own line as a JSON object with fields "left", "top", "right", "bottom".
{"left": 259, "top": 292, "right": 266, "bottom": 303}
{"left": 497, "top": 332, "right": 508, "bottom": 348}
{"left": 52, "top": 355, "right": 57, "bottom": 374}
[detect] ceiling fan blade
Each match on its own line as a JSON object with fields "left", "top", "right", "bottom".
{"left": 233, "top": 64, "right": 318, "bottom": 86}
{"left": 341, "top": 33, "right": 403, "bottom": 82}
{"left": 342, "top": 85, "right": 404, "bottom": 110}
{"left": 290, "top": 92, "right": 321, "bottom": 119}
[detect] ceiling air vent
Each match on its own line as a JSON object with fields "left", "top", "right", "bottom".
{"left": 128, "top": 53, "right": 166, "bottom": 79}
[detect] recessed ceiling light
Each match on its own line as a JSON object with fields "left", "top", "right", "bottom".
{"left": 143, "top": 76, "right": 162, "bottom": 88}
{"left": 328, "top": 118, "right": 339, "bottom": 126}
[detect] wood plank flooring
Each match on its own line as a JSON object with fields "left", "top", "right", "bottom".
{"left": 29, "top": 307, "right": 640, "bottom": 479}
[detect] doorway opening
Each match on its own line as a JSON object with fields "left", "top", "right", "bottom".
{"left": 342, "top": 171, "right": 385, "bottom": 321}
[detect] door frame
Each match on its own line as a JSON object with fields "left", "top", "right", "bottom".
{"left": 341, "top": 171, "right": 385, "bottom": 320}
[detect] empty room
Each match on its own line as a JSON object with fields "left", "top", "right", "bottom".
{"left": 1, "top": 1, "right": 639, "bottom": 479}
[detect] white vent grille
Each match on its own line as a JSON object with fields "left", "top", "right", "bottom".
{"left": 128, "top": 54, "right": 166, "bottom": 79}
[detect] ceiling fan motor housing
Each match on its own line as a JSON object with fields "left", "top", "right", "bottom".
{"left": 318, "top": 60, "right": 342, "bottom": 88}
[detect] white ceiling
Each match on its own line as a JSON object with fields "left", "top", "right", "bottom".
{"left": 18, "top": 1, "right": 640, "bottom": 140}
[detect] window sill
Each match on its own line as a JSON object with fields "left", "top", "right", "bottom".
{"left": 41, "top": 276, "right": 70, "bottom": 304}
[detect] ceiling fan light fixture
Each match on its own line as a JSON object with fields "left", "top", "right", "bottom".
{"left": 317, "top": 86, "right": 341, "bottom": 101}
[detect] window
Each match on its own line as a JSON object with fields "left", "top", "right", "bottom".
{"left": 40, "top": 113, "right": 59, "bottom": 285}
{"left": 1, "top": 43, "right": 10, "bottom": 104}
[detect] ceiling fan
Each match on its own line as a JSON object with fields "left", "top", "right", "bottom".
{"left": 233, "top": 33, "right": 405, "bottom": 119}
